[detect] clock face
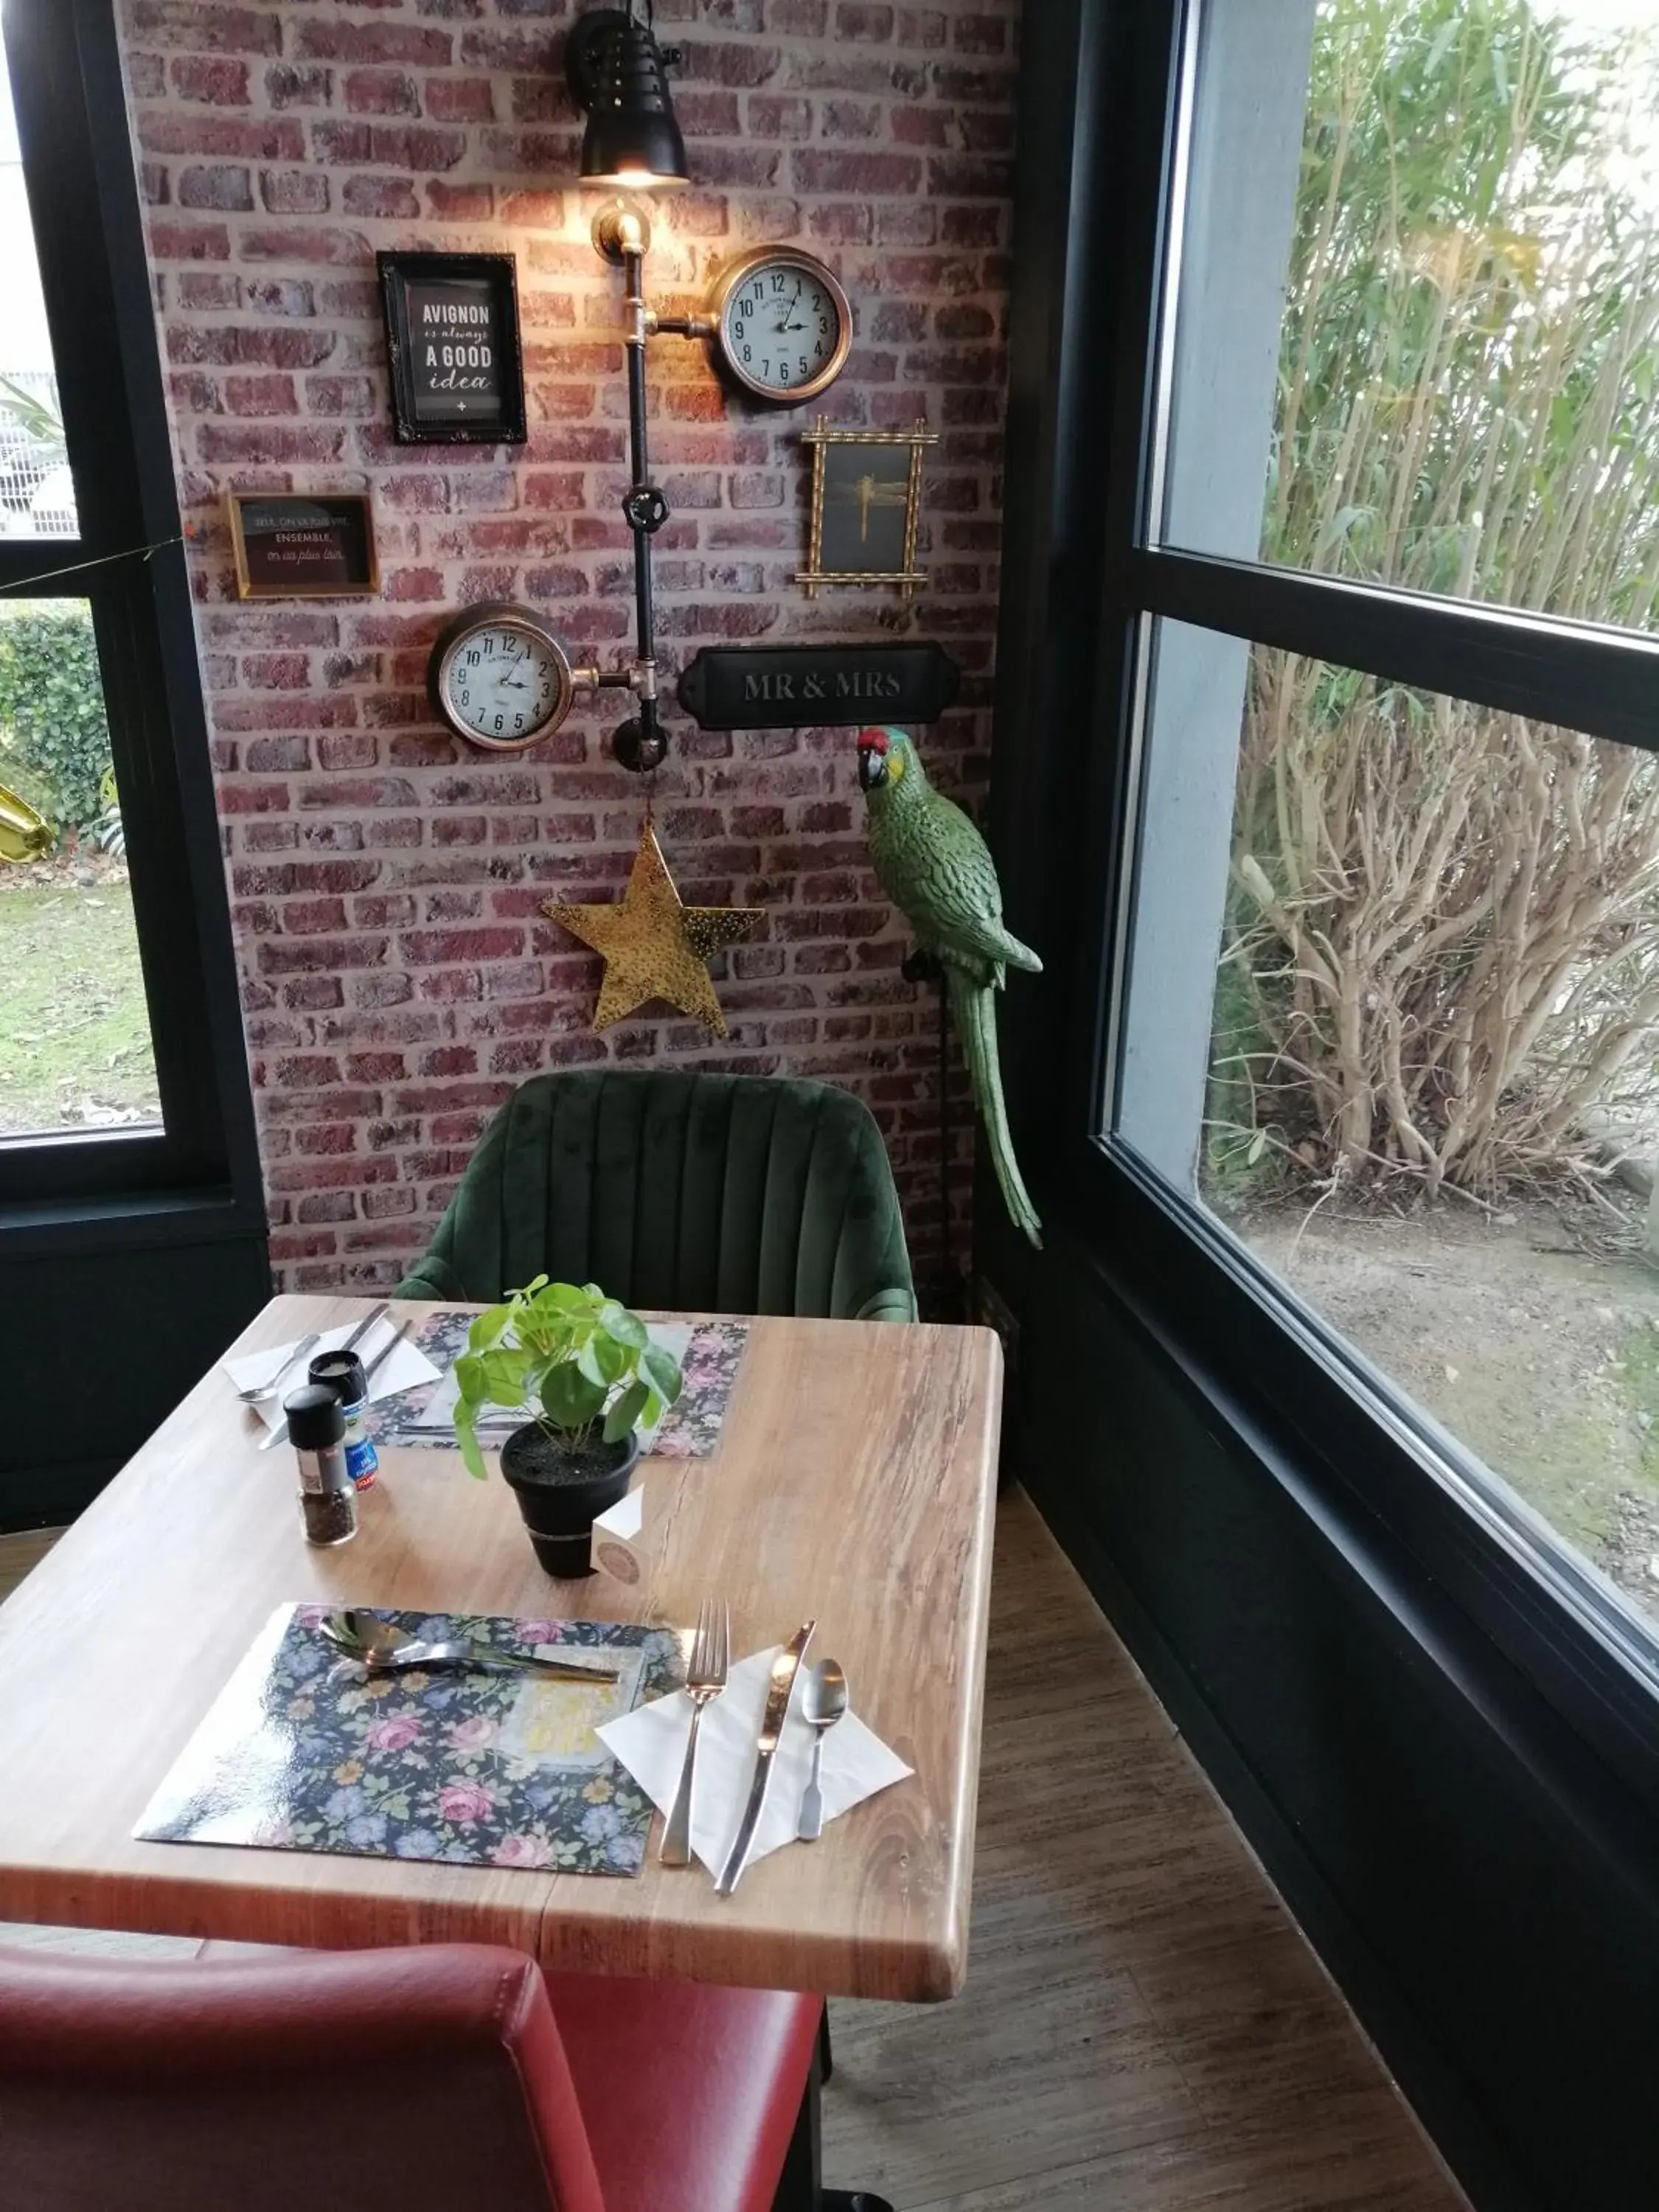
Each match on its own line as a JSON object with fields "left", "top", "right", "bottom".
{"left": 429, "top": 605, "right": 574, "bottom": 751}
{"left": 715, "top": 251, "right": 850, "bottom": 403}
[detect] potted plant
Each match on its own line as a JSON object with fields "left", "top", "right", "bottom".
{"left": 453, "top": 1277, "right": 682, "bottom": 1577}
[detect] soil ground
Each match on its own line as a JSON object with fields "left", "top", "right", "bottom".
{"left": 1230, "top": 1194, "right": 1659, "bottom": 1629}
{"left": 0, "top": 848, "right": 159, "bottom": 1135}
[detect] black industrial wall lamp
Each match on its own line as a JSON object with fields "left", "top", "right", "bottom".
{"left": 567, "top": 3, "right": 689, "bottom": 773}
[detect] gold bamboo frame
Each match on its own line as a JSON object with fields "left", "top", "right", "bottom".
{"left": 796, "top": 417, "right": 937, "bottom": 600}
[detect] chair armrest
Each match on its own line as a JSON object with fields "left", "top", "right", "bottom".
{"left": 394, "top": 1256, "right": 467, "bottom": 1301}
{"left": 853, "top": 1287, "right": 918, "bottom": 1324}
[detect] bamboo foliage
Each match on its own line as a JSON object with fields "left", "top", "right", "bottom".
{"left": 1218, "top": 0, "right": 1659, "bottom": 1194}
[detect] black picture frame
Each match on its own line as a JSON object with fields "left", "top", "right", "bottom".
{"left": 378, "top": 251, "right": 526, "bottom": 447}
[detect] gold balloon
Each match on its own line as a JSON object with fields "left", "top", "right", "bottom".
{"left": 0, "top": 780, "right": 52, "bottom": 864}
{"left": 546, "top": 816, "right": 762, "bottom": 1037}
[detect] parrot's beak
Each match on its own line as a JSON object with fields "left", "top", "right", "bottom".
{"left": 857, "top": 746, "right": 889, "bottom": 793}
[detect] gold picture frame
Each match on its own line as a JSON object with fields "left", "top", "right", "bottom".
{"left": 227, "top": 492, "right": 380, "bottom": 599}
{"left": 797, "top": 417, "right": 936, "bottom": 600}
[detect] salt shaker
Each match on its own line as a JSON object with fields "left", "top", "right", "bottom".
{"left": 285, "top": 1382, "right": 358, "bottom": 1547}
{"left": 307, "top": 1349, "right": 378, "bottom": 1489}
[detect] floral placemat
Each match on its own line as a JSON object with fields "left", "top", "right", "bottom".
{"left": 362, "top": 1312, "right": 748, "bottom": 1458}
{"left": 136, "top": 1605, "right": 682, "bottom": 1877}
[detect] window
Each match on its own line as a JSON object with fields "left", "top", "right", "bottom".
{"left": 0, "top": 0, "right": 251, "bottom": 1208}
{"left": 1107, "top": 0, "right": 1659, "bottom": 1655}
{"left": 0, "top": 35, "right": 157, "bottom": 1151}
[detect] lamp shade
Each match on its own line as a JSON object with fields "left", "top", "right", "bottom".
{"left": 566, "top": 9, "right": 689, "bottom": 189}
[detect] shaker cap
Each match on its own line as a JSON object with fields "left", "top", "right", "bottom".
{"left": 308, "top": 1350, "right": 368, "bottom": 1405}
{"left": 285, "top": 1382, "right": 346, "bottom": 1450}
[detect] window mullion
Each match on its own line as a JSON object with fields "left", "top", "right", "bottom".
{"left": 1134, "top": 546, "right": 1659, "bottom": 757}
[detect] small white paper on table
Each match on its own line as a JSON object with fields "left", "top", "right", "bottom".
{"left": 224, "top": 1320, "right": 441, "bottom": 1436}
{"left": 598, "top": 1646, "right": 913, "bottom": 1880}
{"left": 594, "top": 1486, "right": 644, "bottom": 1541}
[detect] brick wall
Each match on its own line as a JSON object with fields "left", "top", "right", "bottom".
{"left": 114, "top": 0, "right": 1018, "bottom": 1298}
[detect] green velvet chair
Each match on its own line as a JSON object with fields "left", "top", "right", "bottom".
{"left": 396, "top": 1069, "right": 917, "bottom": 1323}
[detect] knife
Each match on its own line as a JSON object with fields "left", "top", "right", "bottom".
{"left": 258, "top": 1302, "right": 395, "bottom": 1453}
{"left": 714, "top": 1619, "right": 815, "bottom": 1896}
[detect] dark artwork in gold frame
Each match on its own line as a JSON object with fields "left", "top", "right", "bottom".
{"left": 227, "top": 492, "right": 380, "bottom": 600}
{"left": 797, "top": 417, "right": 937, "bottom": 599}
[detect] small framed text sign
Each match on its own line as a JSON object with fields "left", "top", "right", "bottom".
{"left": 378, "top": 251, "right": 526, "bottom": 446}
{"left": 227, "top": 493, "right": 379, "bottom": 599}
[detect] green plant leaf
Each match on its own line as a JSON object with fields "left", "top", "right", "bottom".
{"left": 454, "top": 1406, "right": 489, "bottom": 1482}
{"left": 641, "top": 1343, "right": 682, "bottom": 1403}
{"left": 578, "top": 1331, "right": 628, "bottom": 1388}
{"left": 467, "top": 1306, "right": 512, "bottom": 1354}
{"left": 540, "top": 1363, "right": 607, "bottom": 1433}
{"left": 602, "top": 1378, "right": 650, "bottom": 1443}
{"left": 599, "top": 1301, "right": 649, "bottom": 1349}
{"left": 479, "top": 1347, "right": 534, "bottom": 1405}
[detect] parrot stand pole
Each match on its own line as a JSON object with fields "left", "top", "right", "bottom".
{"left": 902, "top": 947, "right": 967, "bottom": 1322}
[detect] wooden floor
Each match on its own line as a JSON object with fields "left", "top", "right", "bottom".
{"left": 0, "top": 1498, "right": 1464, "bottom": 2211}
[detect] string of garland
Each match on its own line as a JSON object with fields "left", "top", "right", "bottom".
{"left": 0, "top": 532, "right": 185, "bottom": 594}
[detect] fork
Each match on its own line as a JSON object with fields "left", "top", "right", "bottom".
{"left": 659, "top": 1598, "right": 728, "bottom": 1867}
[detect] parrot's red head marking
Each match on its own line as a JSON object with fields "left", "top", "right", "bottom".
{"left": 856, "top": 726, "right": 897, "bottom": 793}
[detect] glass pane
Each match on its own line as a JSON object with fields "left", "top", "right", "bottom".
{"left": 0, "top": 600, "right": 160, "bottom": 1136}
{"left": 0, "top": 38, "right": 74, "bottom": 538}
{"left": 1161, "top": 0, "right": 1659, "bottom": 633}
{"left": 1118, "top": 616, "right": 1659, "bottom": 1632}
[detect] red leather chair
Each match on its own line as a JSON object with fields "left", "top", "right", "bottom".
{"left": 0, "top": 1941, "right": 882, "bottom": 2212}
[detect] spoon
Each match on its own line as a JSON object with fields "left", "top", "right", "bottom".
{"left": 797, "top": 1658, "right": 847, "bottom": 1840}
{"left": 321, "top": 1610, "right": 619, "bottom": 1684}
{"left": 237, "top": 1331, "right": 322, "bottom": 1403}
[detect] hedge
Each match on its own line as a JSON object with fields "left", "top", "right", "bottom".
{"left": 0, "top": 603, "right": 113, "bottom": 835}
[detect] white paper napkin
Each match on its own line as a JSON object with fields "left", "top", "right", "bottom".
{"left": 597, "top": 1646, "right": 913, "bottom": 1880}
{"left": 224, "top": 1319, "right": 442, "bottom": 1436}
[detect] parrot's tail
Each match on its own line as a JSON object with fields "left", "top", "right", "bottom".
{"left": 947, "top": 967, "right": 1043, "bottom": 1250}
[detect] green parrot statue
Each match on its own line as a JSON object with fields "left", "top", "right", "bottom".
{"left": 856, "top": 726, "right": 1043, "bottom": 1248}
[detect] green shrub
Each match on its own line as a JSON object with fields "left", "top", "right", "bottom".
{"left": 0, "top": 604, "right": 112, "bottom": 835}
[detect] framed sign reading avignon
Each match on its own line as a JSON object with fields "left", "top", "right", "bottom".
{"left": 226, "top": 492, "right": 379, "bottom": 599}
{"left": 378, "top": 251, "right": 527, "bottom": 447}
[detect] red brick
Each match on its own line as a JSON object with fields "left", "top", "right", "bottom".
{"left": 167, "top": 55, "right": 250, "bottom": 105}
{"left": 239, "top": 225, "right": 373, "bottom": 267}
{"left": 261, "top": 168, "right": 330, "bottom": 213}
{"left": 425, "top": 77, "right": 495, "bottom": 122}
{"left": 149, "top": 218, "right": 231, "bottom": 259}
{"left": 294, "top": 22, "right": 454, "bottom": 66}
{"left": 343, "top": 175, "right": 420, "bottom": 218}
{"left": 267, "top": 63, "right": 333, "bottom": 108}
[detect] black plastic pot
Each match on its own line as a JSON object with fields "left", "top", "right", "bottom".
{"left": 498, "top": 1424, "right": 639, "bottom": 1578}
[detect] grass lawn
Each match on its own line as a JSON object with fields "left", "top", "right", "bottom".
{"left": 0, "top": 866, "right": 160, "bottom": 1135}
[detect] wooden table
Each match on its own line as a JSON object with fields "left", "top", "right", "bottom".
{"left": 0, "top": 1296, "right": 1001, "bottom": 2002}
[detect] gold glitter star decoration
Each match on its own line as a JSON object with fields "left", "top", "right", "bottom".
{"left": 545, "top": 814, "right": 764, "bottom": 1038}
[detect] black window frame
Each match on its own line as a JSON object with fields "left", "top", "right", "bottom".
{"left": 0, "top": 0, "right": 259, "bottom": 1216}
{"left": 1065, "top": 0, "right": 1659, "bottom": 1818}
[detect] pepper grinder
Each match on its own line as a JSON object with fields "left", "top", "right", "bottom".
{"left": 285, "top": 1382, "right": 358, "bottom": 1548}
